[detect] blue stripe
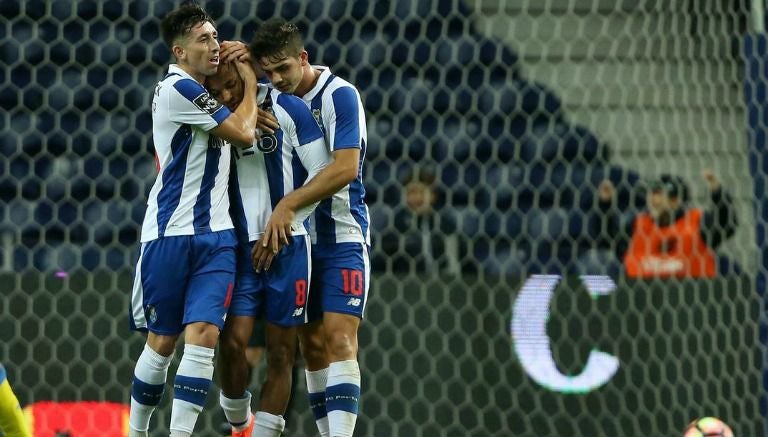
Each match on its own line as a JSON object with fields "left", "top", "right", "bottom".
{"left": 156, "top": 125, "right": 192, "bottom": 236}
{"left": 308, "top": 391, "right": 328, "bottom": 420}
{"left": 330, "top": 86, "right": 361, "bottom": 151}
{"left": 228, "top": 155, "right": 250, "bottom": 245}
{"left": 291, "top": 148, "right": 307, "bottom": 190}
{"left": 132, "top": 377, "right": 166, "bottom": 407}
{"left": 325, "top": 383, "right": 360, "bottom": 414}
{"left": 277, "top": 93, "right": 324, "bottom": 145}
{"left": 312, "top": 75, "right": 337, "bottom": 245}
{"left": 173, "top": 375, "right": 211, "bottom": 407}
{"left": 0, "top": 364, "right": 6, "bottom": 382}
{"left": 310, "top": 75, "right": 335, "bottom": 137}
{"left": 172, "top": 78, "right": 206, "bottom": 102}
{"left": 264, "top": 129, "right": 285, "bottom": 209}
{"left": 192, "top": 139, "right": 221, "bottom": 232}
{"left": 172, "top": 79, "right": 230, "bottom": 124}
{"left": 315, "top": 199, "right": 335, "bottom": 244}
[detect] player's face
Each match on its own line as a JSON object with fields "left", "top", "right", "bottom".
{"left": 176, "top": 21, "right": 220, "bottom": 80}
{"left": 206, "top": 62, "right": 244, "bottom": 110}
{"left": 258, "top": 51, "right": 306, "bottom": 94}
{"left": 405, "top": 182, "right": 434, "bottom": 216}
{"left": 648, "top": 190, "right": 675, "bottom": 219}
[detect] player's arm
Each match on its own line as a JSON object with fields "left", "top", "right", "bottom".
{"left": 261, "top": 86, "right": 363, "bottom": 253}
{"left": 210, "top": 61, "right": 259, "bottom": 148}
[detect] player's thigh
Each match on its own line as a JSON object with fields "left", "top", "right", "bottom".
{"left": 310, "top": 242, "right": 371, "bottom": 320}
{"left": 183, "top": 230, "right": 238, "bottom": 331}
{"left": 264, "top": 235, "right": 311, "bottom": 327}
{"left": 229, "top": 241, "right": 267, "bottom": 319}
{"left": 130, "top": 236, "right": 193, "bottom": 335}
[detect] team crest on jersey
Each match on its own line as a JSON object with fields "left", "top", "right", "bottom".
{"left": 256, "top": 133, "right": 278, "bottom": 153}
{"left": 147, "top": 305, "right": 158, "bottom": 324}
{"left": 193, "top": 92, "right": 223, "bottom": 114}
{"left": 312, "top": 109, "right": 326, "bottom": 134}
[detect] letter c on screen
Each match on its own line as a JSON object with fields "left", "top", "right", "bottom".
{"left": 511, "top": 275, "right": 619, "bottom": 394}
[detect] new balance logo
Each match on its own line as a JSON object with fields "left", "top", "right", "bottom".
{"left": 347, "top": 298, "right": 361, "bottom": 307}
{"left": 292, "top": 307, "right": 304, "bottom": 317}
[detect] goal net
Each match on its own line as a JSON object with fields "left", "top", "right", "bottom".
{"left": 0, "top": 0, "right": 765, "bottom": 435}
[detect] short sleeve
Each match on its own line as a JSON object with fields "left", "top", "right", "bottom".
{"left": 169, "top": 78, "right": 231, "bottom": 131}
{"left": 328, "top": 86, "right": 362, "bottom": 151}
{"left": 276, "top": 93, "right": 324, "bottom": 147}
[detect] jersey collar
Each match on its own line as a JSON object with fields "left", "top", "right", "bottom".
{"left": 302, "top": 65, "right": 332, "bottom": 102}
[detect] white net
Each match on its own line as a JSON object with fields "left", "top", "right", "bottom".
{"left": 0, "top": 0, "right": 765, "bottom": 435}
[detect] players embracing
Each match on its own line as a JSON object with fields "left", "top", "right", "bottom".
{"left": 221, "top": 18, "right": 371, "bottom": 437}
{"left": 206, "top": 59, "right": 329, "bottom": 437}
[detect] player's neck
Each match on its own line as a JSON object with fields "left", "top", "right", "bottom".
{"left": 294, "top": 67, "right": 322, "bottom": 98}
{"left": 176, "top": 62, "right": 205, "bottom": 84}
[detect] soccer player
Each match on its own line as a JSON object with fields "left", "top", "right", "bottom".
{"left": 206, "top": 61, "right": 329, "bottom": 437}
{"left": 223, "top": 18, "right": 371, "bottom": 437}
{"left": 127, "top": 5, "right": 260, "bottom": 437}
{"left": 0, "top": 364, "right": 31, "bottom": 437}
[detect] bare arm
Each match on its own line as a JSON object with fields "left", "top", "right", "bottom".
{"left": 210, "top": 61, "right": 259, "bottom": 148}
{"left": 254, "top": 148, "right": 359, "bottom": 269}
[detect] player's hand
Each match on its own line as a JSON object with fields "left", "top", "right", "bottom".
{"left": 234, "top": 60, "right": 257, "bottom": 86}
{"left": 257, "top": 107, "right": 279, "bottom": 135}
{"left": 220, "top": 40, "right": 250, "bottom": 63}
{"left": 251, "top": 239, "right": 277, "bottom": 272}
{"left": 261, "top": 201, "right": 296, "bottom": 255}
{"left": 702, "top": 169, "right": 720, "bottom": 191}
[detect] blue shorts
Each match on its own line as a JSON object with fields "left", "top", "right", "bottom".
{"left": 229, "top": 235, "right": 311, "bottom": 327}
{"left": 307, "top": 242, "right": 370, "bottom": 322}
{"left": 129, "top": 230, "right": 237, "bottom": 335}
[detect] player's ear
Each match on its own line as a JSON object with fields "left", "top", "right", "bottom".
{"left": 172, "top": 43, "right": 185, "bottom": 61}
{"left": 299, "top": 50, "right": 309, "bottom": 66}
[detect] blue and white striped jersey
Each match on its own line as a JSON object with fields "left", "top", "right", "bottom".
{"left": 301, "top": 66, "right": 371, "bottom": 245}
{"left": 229, "top": 87, "right": 328, "bottom": 244}
{"left": 141, "top": 65, "right": 234, "bottom": 243}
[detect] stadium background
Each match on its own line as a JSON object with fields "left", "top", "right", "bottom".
{"left": 0, "top": 0, "right": 766, "bottom": 435}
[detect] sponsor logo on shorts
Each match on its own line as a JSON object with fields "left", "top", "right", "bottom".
{"left": 347, "top": 298, "right": 361, "bottom": 307}
{"left": 292, "top": 307, "right": 304, "bottom": 317}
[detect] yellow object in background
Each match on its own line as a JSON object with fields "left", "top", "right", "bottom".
{"left": 0, "top": 365, "right": 32, "bottom": 437}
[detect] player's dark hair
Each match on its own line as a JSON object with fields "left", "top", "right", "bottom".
{"left": 249, "top": 19, "right": 304, "bottom": 63}
{"left": 160, "top": 4, "right": 214, "bottom": 49}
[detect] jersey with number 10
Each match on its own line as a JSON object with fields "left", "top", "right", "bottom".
{"left": 141, "top": 65, "right": 233, "bottom": 243}
{"left": 301, "top": 66, "right": 370, "bottom": 246}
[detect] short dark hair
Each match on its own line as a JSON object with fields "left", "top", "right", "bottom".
{"left": 650, "top": 174, "right": 690, "bottom": 202}
{"left": 160, "top": 4, "right": 214, "bottom": 49}
{"left": 249, "top": 19, "right": 304, "bottom": 63}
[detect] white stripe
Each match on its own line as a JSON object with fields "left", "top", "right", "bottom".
{"left": 131, "top": 244, "right": 147, "bottom": 329}
{"left": 360, "top": 243, "right": 371, "bottom": 317}
{"left": 304, "top": 235, "right": 312, "bottom": 324}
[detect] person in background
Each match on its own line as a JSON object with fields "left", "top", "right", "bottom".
{"left": 380, "top": 166, "right": 462, "bottom": 276}
{"left": 589, "top": 170, "right": 737, "bottom": 278}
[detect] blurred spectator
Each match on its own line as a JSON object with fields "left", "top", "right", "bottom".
{"left": 584, "top": 170, "right": 737, "bottom": 278}
{"left": 380, "top": 167, "right": 463, "bottom": 275}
